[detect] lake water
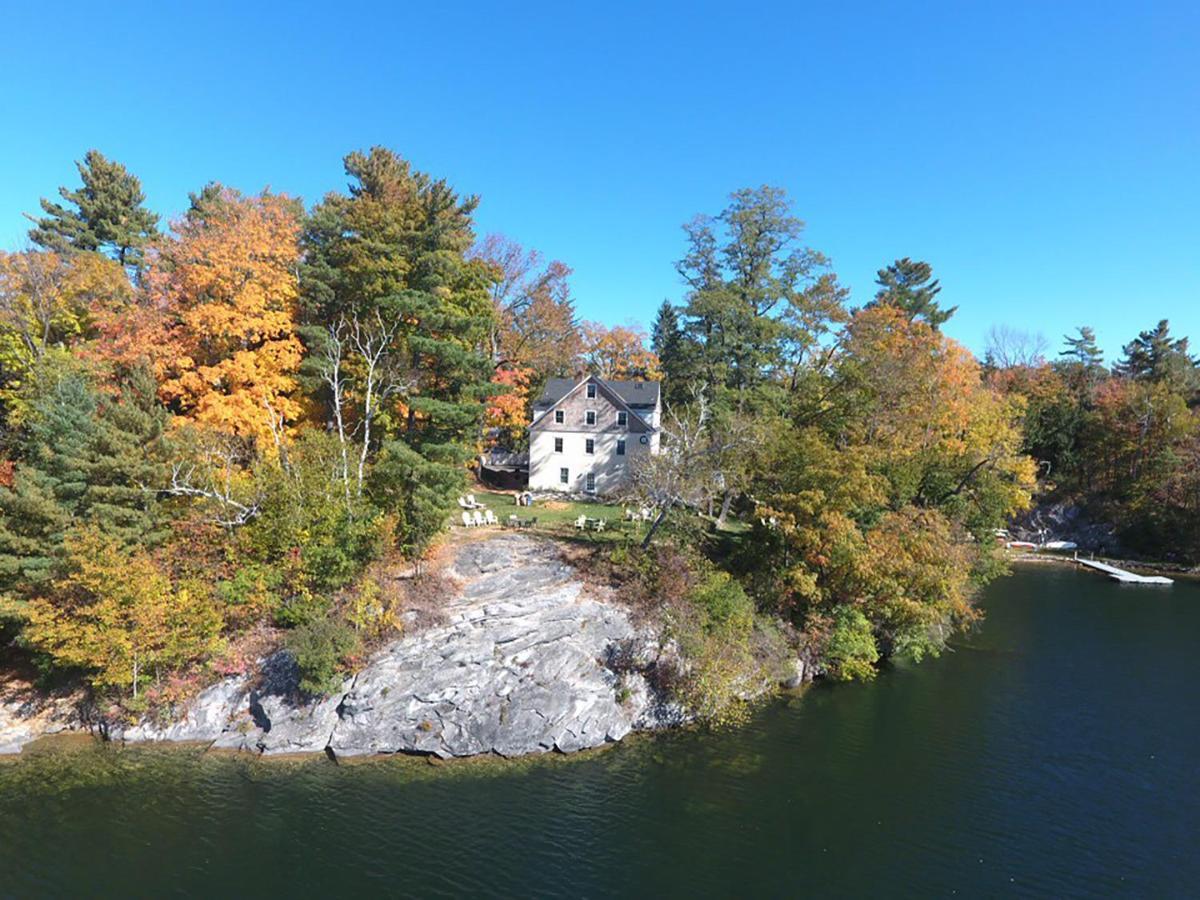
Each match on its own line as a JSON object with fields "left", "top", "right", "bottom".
{"left": 2, "top": 565, "right": 1197, "bottom": 898}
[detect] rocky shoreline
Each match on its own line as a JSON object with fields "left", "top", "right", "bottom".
{"left": 2, "top": 534, "right": 687, "bottom": 759}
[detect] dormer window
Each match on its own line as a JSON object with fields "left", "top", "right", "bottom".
{"left": 617, "top": 411, "right": 627, "bottom": 427}
{"left": 586, "top": 383, "right": 596, "bottom": 399}
{"left": 585, "top": 410, "right": 596, "bottom": 426}
{"left": 554, "top": 410, "right": 564, "bottom": 424}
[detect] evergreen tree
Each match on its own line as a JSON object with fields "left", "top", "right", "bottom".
{"left": 1059, "top": 326, "right": 1104, "bottom": 368}
{"left": 26, "top": 150, "right": 159, "bottom": 272}
{"left": 301, "top": 147, "right": 497, "bottom": 454}
{"left": 650, "top": 300, "right": 689, "bottom": 402}
{"left": 869, "top": 258, "right": 955, "bottom": 328}
{"left": 650, "top": 300, "right": 681, "bottom": 364}
{"left": 1054, "top": 325, "right": 1107, "bottom": 398}
{"left": 672, "top": 186, "right": 832, "bottom": 411}
{"left": 1115, "top": 319, "right": 1197, "bottom": 389}
{"left": 0, "top": 362, "right": 168, "bottom": 593}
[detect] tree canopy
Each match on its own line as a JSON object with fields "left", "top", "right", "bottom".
{"left": 27, "top": 150, "right": 159, "bottom": 273}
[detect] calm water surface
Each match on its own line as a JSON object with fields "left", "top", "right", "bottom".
{"left": 2, "top": 565, "right": 1197, "bottom": 898}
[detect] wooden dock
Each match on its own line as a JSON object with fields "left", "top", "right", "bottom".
{"left": 1076, "top": 557, "right": 1173, "bottom": 585}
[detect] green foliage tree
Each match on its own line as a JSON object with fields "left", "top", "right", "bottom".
{"left": 822, "top": 607, "right": 880, "bottom": 681}
{"left": 1115, "top": 319, "right": 1197, "bottom": 393}
{"left": 670, "top": 186, "right": 837, "bottom": 412}
{"left": 26, "top": 150, "right": 159, "bottom": 273}
{"left": 301, "top": 147, "right": 497, "bottom": 459}
{"left": 234, "top": 431, "right": 387, "bottom": 625}
{"left": 868, "top": 258, "right": 955, "bottom": 329}
{"left": 0, "top": 360, "right": 168, "bottom": 595}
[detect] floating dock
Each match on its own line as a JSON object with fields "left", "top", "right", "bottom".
{"left": 1076, "top": 557, "right": 1173, "bottom": 585}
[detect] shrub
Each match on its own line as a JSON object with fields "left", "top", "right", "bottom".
{"left": 344, "top": 567, "right": 403, "bottom": 641}
{"left": 688, "top": 571, "right": 754, "bottom": 632}
{"left": 285, "top": 618, "right": 360, "bottom": 697}
{"left": 613, "top": 541, "right": 782, "bottom": 725}
{"left": 823, "top": 606, "right": 880, "bottom": 681}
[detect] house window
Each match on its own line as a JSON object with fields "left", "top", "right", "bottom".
{"left": 586, "top": 410, "right": 596, "bottom": 426}
{"left": 554, "top": 410, "right": 564, "bottom": 424}
{"left": 616, "top": 439, "right": 625, "bottom": 456}
{"left": 560, "top": 467, "right": 569, "bottom": 485}
{"left": 586, "top": 383, "right": 596, "bottom": 399}
{"left": 585, "top": 472, "right": 596, "bottom": 492}
{"left": 617, "top": 411, "right": 627, "bottom": 426}
{"left": 554, "top": 437, "right": 563, "bottom": 452}
{"left": 585, "top": 438, "right": 594, "bottom": 454}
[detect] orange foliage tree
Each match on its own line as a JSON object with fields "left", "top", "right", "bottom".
{"left": 485, "top": 365, "right": 533, "bottom": 448}
{"left": 95, "top": 189, "right": 304, "bottom": 445}
{"left": 579, "top": 320, "right": 661, "bottom": 380}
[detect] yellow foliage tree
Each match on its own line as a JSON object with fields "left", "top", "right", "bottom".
{"left": 25, "top": 527, "right": 223, "bottom": 698}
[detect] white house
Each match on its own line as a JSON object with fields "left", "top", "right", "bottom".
{"left": 527, "top": 375, "right": 661, "bottom": 495}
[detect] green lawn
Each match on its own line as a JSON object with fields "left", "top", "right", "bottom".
{"left": 450, "top": 489, "right": 644, "bottom": 544}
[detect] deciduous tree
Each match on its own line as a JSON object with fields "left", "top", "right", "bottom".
{"left": 579, "top": 321, "right": 660, "bottom": 380}
{"left": 96, "top": 188, "right": 305, "bottom": 446}
{"left": 25, "top": 527, "right": 222, "bottom": 698}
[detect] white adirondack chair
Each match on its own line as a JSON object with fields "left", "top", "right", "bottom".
{"left": 472, "top": 510, "right": 485, "bottom": 527}
{"left": 484, "top": 509, "right": 498, "bottom": 525}
{"left": 467, "top": 494, "right": 479, "bottom": 508}
{"left": 574, "top": 514, "right": 588, "bottom": 530}
{"left": 461, "top": 511, "right": 474, "bottom": 528}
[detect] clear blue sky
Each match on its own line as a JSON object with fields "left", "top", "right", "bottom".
{"left": 1, "top": 1, "right": 1196, "bottom": 360}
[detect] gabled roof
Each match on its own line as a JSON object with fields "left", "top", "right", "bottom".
{"left": 529, "top": 374, "right": 657, "bottom": 431}
{"left": 533, "top": 377, "right": 660, "bottom": 408}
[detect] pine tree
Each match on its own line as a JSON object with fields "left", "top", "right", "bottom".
{"left": 1059, "top": 326, "right": 1104, "bottom": 368}
{"left": 1116, "top": 319, "right": 1197, "bottom": 391}
{"left": 1054, "top": 325, "right": 1107, "bottom": 398}
{"left": 869, "top": 258, "right": 955, "bottom": 329}
{"left": 26, "top": 150, "right": 159, "bottom": 273}
{"left": 301, "top": 147, "right": 496, "bottom": 454}
{"left": 0, "top": 362, "right": 168, "bottom": 594}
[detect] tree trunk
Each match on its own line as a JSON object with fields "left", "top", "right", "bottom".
{"left": 716, "top": 490, "right": 734, "bottom": 527}
{"left": 641, "top": 502, "right": 673, "bottom": 549}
